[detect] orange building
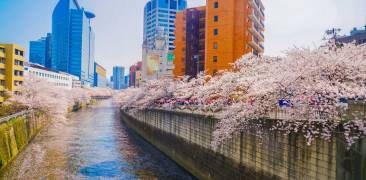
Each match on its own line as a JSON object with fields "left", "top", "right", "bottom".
{"left": 174, "top": 6, "right": 206, "bottom": 77}
{"left": 174, "top": 0, "right": 265, "bottom": 76}
{"left": 205, "top": 0, "right": 265, "bottom": 75}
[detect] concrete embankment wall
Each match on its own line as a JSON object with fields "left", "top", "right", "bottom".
{"left": 121, "top": 109, "right": 366, "bottom": 180}
{"left": 0, "top": 112, "right": 47, "bottom": 170}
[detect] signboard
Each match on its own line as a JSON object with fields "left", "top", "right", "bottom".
{"left": 147, "top": 54, "right": 161, "bottom": 76}
{"left": 167, "top": 53, "right": 175, "bottom": 62}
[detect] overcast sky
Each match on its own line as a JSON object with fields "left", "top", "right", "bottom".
{"left": 0, "top": 0, "right": 365, "bottom": 76}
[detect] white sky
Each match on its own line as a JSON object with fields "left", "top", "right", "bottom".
{"left": 83, "top": 0, "right": 365, "bottom": 76}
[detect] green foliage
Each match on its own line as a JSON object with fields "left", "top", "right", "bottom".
{"left": 0, "top": 103, "right": 27, "bottom": 118}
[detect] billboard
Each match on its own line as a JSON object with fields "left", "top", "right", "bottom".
{"left": 147, "top": 53, "right": 161, "bottom": 76}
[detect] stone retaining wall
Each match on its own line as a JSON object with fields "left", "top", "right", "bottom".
{"left": 121, "top": 109, "right": 366, "bottom": 180}
{"left": 0, "top": 112, "right": 47, "bottom": 170}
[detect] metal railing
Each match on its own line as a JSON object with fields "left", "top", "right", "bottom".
{"left": 0, "top": 110, "right": 33, "bottom": 124}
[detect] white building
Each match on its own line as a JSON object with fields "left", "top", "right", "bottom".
{"left": 24, "top": 63, "right": 80, "bottom": 90}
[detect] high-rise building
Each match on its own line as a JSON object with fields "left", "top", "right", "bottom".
{"left": 93, "top": 62, "right": 107, "bottom": 88}
{"left": 143, "top": 0, "right": 187, "bottom": 51}
{"left": 0, "top": 44, "right": 25, "bottom": 102}
{"left": 142, "top": 27, "right": 174, "bottom": 80}
{"left": 205, "top": 0, "right": 265, "bottom": 75}
{"left": 173, "top": 7, "right": 206, "bottom": 77}
{"left": 112, "top": 66, "right": 125, "bottom": 90}
{"left": 174, "top": 0, "right": 265, "bottom": 76}
{"left": 29, "top": 33, "right": 52, "bottom": 68}
{"left": 52, "top": 0, "right": 96, "bottom": 86}
{"left": 124, "top": 75, "right": 129, "bottom": 88}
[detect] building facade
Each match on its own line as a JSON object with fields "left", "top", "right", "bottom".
{"left": 129, "top": 65, "right": 136, "bottom": 87}
{"left": 124, "top": 75, "right": 129, "bottom": 88}
{"left": 337, "top": 25, "right": 366, "bottom": 45}
{"left": 112, "top": 66, "right": 125, "bottom": 90}
{"left": 142, "top": 28, "right": 175, "bottom": 80}
{"left": 0, "top": 44, "right": 25, "bottom": 102}
{"left": 173, "top": 0, "right": 265, "bottom": 76}
{"left": 24, "top": 63, "right": 80, "bottom": 90}
{"left": 93, "top": 62, "right": 107, "bottom": 88}
{"left": 205, "top": 0, "right": 265, "bottom": 75}
{"left": 29, "top": 33, "right": 52, "bottom": 68}
{"left": 52, "top": 0, "right": 96, "bottom": 86}
{"left": 173, "top": 7, "right": 206, "bottom": 77}
{"left": 143, "top": 0, "right": 187, "bottom": 51}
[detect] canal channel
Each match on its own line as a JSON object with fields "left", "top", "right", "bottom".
{"left": 0, "top": 100, "right": 195, "bottom": 180}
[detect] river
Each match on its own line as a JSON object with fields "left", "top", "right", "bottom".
{"left": 0, "top": 100, "right": 195, "bottom": 180}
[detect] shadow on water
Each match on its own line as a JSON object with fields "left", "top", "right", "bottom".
{"left": 0, "top": 100, "right": 195, "bottom": 180}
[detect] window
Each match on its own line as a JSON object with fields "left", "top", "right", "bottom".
{"left": 213, "top": 56, "right": 218, "bottom": 62}
{"left": 0, "top": 69, "right": 5, "bottom": 75}
{"left": 214, "top": 2, "right": 219, "bottom": 8}
{"left": 214, "top": 28, "right": 218, "bottom": 35}
{"left": 0, "top": 80, "right": 5, "bottom": 86}
{"left": 0, "top": 58, "right": 5, "bottom": 64}
{"left": 14, "top": 81, "right": 22, "bottom": 86}
{"left": 213, "top": 42, "right": 218, "bottom": 49}
{"left": 15, "top": 49, "right": 24, "bottom": 57}
{"left": 214, "top": 15, "right": 219, "bottom": 22}
{"left": 14, "top": 60, "right": 23, "bottom": 66}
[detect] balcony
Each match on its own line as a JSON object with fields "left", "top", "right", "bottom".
{"left": 249, "top": 12, "right": 264, "bottom": 30}
{"left": 249, "top": 25, "right": 264, "bottom": 42}
{"left": 249, "top": 0, "right": 265, "bottom": 20}
{"left": 248, "top": 40, "right": 264, "bottom": 53}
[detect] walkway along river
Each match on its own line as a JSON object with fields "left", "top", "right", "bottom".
{"left": 0, "top": 100, "right": 195, "bottom": 179}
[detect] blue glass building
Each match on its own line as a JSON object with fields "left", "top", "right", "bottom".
{"left": 112, "top": 66, "right": 125, "bottom": 90}
{"left": 124, "top": 75, "right": 129, "bottom": 88}
{"left": 52, "top": 0, "right": 95, "bottom": 86}
{"left": 143, "top": 0, "right": 187, "bottom": 51}
{"left": 29, "top": 33, "right": 52, "bottom": 68}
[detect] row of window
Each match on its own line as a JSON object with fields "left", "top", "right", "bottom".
{"left": 14, "top": 80, "right": 23, "bottom": 86}
{"left": 29, "top": 71, "right": 70, "bottom": 81}
{"left": 15, "top": 60, "right": 24, "bottom": 66}
{"left": 14, "top": 70, "right": 23, "bottom": 77}
{"left": 15, "top": 49, "right": 24, "bottom": 57}
{"left": 55, "top": 82, "right": 70, "bottom": 87}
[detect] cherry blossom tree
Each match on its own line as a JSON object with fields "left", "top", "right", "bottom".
{"left": 8, "top": 75, "right": 115, "bottom": 121}
{"left": 115, "top": 43, "right": 366, "bottom": 147}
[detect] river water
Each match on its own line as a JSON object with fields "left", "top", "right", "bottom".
{"left": 0, "top": 100, "right": 195, "bottom": 180}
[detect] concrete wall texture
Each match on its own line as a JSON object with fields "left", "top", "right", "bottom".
{"left": 0, "top": 112, "right": 47, "bottom": 171}
{"left": 121, "top": 109, "right": 366, "bottom": 180}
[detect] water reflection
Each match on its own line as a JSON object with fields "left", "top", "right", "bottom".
{"left": 1, "top": 100, "right": 195, "bottom": 180}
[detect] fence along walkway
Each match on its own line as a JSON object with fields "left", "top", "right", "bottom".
{"left": 0, "top": 110, "right": 33, "bottom": 124}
